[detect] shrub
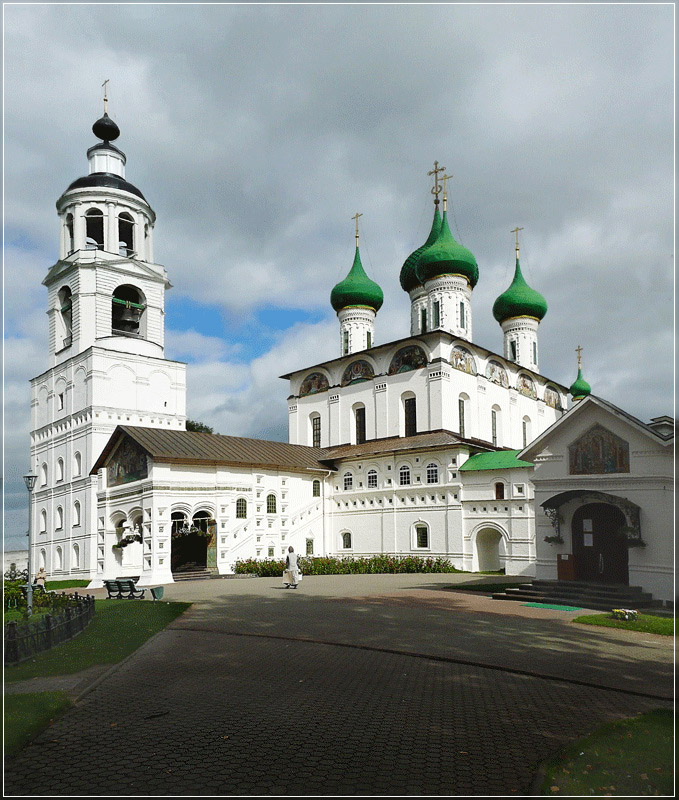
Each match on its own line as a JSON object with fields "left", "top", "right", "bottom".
{"left": 233, "top": 554, "right": 461, "bottom": 577}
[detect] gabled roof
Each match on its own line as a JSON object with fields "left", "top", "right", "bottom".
{"left": 91, "top": 426, "right": 336, "bottom": 475}
{"left": 318, "top": 429, "right": 498, "bottom": 463}
{"left": 459, "top": 449, "right": 533, "bottom": 472}
{"left": 519, "top": 394, "right": 673, "bottom": 461}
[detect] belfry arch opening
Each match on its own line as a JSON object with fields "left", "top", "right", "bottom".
{"left": 112, "top": 284, "right": 146, "bottom": 337}
{"left": 58, "top": 286, "right": 73, "bottom": 347}
{"left": 85, "top": 208, "right": 104, "bottom": 250}
{"left": 118, "top": 212, "right": 135, "bottom": 256}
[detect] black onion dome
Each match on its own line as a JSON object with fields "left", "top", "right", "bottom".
{"left": 65, "top": 173, "right": 147, "bottom": 202}
{"left": 92, "top": 112, "right": 120, "bottom": 142}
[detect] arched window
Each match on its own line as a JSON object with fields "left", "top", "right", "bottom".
{"left": 171, "top": 511, "right": 189, "bottom": 535}
{"left": 266, "top": 494, "right": 277, "bottom": 514}
{"left": 41, "top": 463, "right": 48, "bottom": 486}
{"left": 112, "top": 284, "right": 146, "bottom": 336}
{"left": 55, "top": 546, "right": 63, "bottom": 571}
{"left": 495, "top": 482, "right": 505, "bottom": 500}
{"left": 522, "top": 416, "right": 532, "bottom": 448}
{"left": 399, "top": 465, "right": 411, "bottom": 486}
{"left": 40, "top": 509, "right": 47, "bottom": 533}
{"left": 85, "top": 208, "right": 104, "bottom": 250}
{"left": 73, "top": 500, "right": 81, "bottom": 526}
{"left": 118, "top": 212, "right": 135, "bottom": 256}
{"left": 310, "top": 413, "right": 321, "bottom": 448}
{"left": 367, "top": 469, "right": 378, "bottom": 488}
{"left": 312, "top": 480, "right": 321, "bottom": 498}
{"left": 343, "top": 472, "right": 353, "bottom": 491}
{"left": 458, "top": 394, "right": 468, "bottom": 438}
{"left": 342, "top": 531, "right": 352, "bottom": 549}
{"left": 65, "top": 214, "right": 74, "bottom": 254}
{"left": 491, "top": 406, "right": 501, "bottom": 447}
{"left": 414, "top": 524, "right": 429, "bottom": 549}
{"left": 306, "top": 538, "right": 314, "bottom": 555}
{"left": 58, "top": 286, "right": 73, "bottom": 344}
{"left": 72, "top": 543, "right": 80, "bottom": 569}
{"left": 56, "top": 506, "right": 64, "bottom": 529}
{"left": 236, "top": 498, "right": 247, "bottom": 518}
{"left": 39, "top": 548, "right": 46, "bottom": 569}
{"left": 426, "top": 463, "right": 438, "bottom": 484}
{"left": 354, "top": 404, "right": 366, "bottom": 445}
{"left": 402, "top": 394, "right": 417, "bottom": 437}
{"left": 74, "top": 451, "right": 82, "bottom": 477}
{"left": 56, "top": 458, "right": 64, "bottom": 482}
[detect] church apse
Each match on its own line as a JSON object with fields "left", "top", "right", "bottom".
{"left": 568, "top": 424, "right": 630, "bottom": 475}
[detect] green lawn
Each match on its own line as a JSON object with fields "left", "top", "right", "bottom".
{"left": 45, "top": 579, "right": 91, "bottom": 590}
{"left": 4, "top": 692, "right": 73, "bottom": 757}
{"left": 5, "top": 599, "right": 191, "bottom": 682}
{"left": 573, "top": 613, "right": 674, "bottom": 636}
{"left": 541, "top": 709, "right": 674, "bottom": 795}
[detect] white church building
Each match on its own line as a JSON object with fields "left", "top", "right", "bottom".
{"left": 29, "top": 110, "right": 672, "bottom": 602}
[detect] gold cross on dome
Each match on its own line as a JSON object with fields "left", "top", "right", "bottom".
{"left": 428, "top": 161, "right": 446, "bottom": 203}
{"left": 352, "top": 212, "right": 363, "bottom": 245}
{"left": 575, "top": 345, "right": 583, "bottom": 368}
{"left": 511, "top": 226, "right": 524, "bottom": 256}
{"left": 442, "top": 174, "right": 453, "bottom": 211}
{"left": 102, "top": 79, "right": 110, "bottom": 113}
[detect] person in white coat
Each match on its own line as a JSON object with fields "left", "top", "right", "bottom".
{"left": 283, "top": 546, "right": 301, "bottom": 589}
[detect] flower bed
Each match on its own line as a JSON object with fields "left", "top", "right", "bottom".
{"left": 234, "top": 554, "right": 462, "bottom": 577}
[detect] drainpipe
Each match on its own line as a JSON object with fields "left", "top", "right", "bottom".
{"left": 306, "top": 468, "right": 334, "bottom": 555}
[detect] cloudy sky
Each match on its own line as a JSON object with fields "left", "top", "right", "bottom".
{"left": 3, "top": 3, "right": 673, "bottom": 550}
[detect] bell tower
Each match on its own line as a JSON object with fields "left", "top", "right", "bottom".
{"left": 30, "top": 96, "right": 187, "bottom": 585}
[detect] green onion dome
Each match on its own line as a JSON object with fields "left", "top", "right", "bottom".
{"left": 569, "top": 367, "right": 591, "bottom": 400}
{"left": 330, "top": 246, "right": 384, "bottom": 313}
{"left": 492, "top": 258, "right": 547, "bottom": 323}
{"left": 399, "top": 207, "right": 442, "bottom": 293}
{"left": 416, "top": 210, "right": 479, "bottom": 288}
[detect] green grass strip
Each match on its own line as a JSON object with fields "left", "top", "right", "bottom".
{"left": 5, "top": 600, "right": 191, "bottom": 682}
{"left": 541, "top": 709, "right": 674, "bottom": 795}
{"left": 573, "top": 612, "right": 674, "bottom": 636}
{"left": 45, "top": 579, "right": 91, "bottom": 590}
{"left": 523, "top": 603, "right": 582, "bottom": 611}
{"left": 4, "top": 691, "right": 73, "bottom": 757}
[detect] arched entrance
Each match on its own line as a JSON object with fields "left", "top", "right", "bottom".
{"left": 475, "top": 528, "right": 504, "bottom": 572}
{"left": 572, "top": 503, "right": 628, "bottom": 584}
{"left": 171, "top": 511, "right": 210, "bottom": 572}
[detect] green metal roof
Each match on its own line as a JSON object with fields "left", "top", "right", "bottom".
{"left": 399, "top": 206, "right": 442, "bottom": 293}
{"left": 569, "top": 367, "right": 591, "bottom": 399}
{"left": 459, "top": 449, "right": 533, "bottom": 472}
{"left": 492, "top": 258, "right": 547, "bottom": 323}
{"left": 330, "top": 246, "right": 384, "bottom": 312}
{"left": 416, "top": 209, "right": 479, "bottom": 288}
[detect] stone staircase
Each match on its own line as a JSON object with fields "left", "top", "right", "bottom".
{"left": 492, "top": 579, "right": 662, "bottom": 611}
{"left": 172, "top": 563, "right": 218, "bottom": 582}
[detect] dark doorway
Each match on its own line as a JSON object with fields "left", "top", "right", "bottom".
{"left": 170, "top": 512, "right": 208, "bottom": 572}
{"left": 571, "top": 503, "right": 628, "bottom": 584}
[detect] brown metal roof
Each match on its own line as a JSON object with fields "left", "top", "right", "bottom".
{"left": 91, "top": 426, "right": 336, "bottom": 474}
{"left": 318, "top": 429, "right": 498, "bottom": 463}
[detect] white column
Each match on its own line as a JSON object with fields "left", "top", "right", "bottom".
{"left": 409, "top": 287, "right": 427, "bottom": 336}
{"left": 106, "top": 202, "right": 117, "bottom": 254}
{"left": 73, "top": 204, "right": 86, "bottom": 252}
{"left": 337, "top": 307, "right": 376, "bottom": 355}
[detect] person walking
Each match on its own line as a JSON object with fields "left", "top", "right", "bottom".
{"left": 283, "top": 546, "right": 301, "bottom": 589}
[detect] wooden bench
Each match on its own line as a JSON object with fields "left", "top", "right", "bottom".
{"left": 103, "top": 579, "right": 146, "bottom": 599}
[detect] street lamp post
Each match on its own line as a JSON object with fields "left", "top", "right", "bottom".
{"left": 23, "top": 467, "right": 38, "bottom": 617}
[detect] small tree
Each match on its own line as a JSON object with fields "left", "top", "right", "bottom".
{"left": 186, "top": 420, "right": 215, "bottom": 434}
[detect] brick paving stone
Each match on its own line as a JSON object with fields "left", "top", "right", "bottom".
{"left": 5, "top": 629, "right": 667, "bottom": 796}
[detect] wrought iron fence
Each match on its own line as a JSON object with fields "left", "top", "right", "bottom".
{"left": 5, "top": 593, "right": 96, "bottom": 666}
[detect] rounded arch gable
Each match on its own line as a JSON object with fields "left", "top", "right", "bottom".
{"left": 298, "top": 370, "right": 331, "bottom": 397}
{"left": 388, "top": 344, "right": 428, "bottom": 375}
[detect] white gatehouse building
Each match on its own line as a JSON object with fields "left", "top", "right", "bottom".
{"left": 29, "top": 110, "right": 673, "bottom": 603}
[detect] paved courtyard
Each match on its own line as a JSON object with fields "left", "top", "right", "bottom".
{"left": 5, "top": 574, "right": 673, "bottom": 795}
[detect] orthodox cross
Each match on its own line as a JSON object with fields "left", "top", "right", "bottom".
{"left": 511, "top": 226, "right": 524, "bottom": 257}
{"left": 352, "top": 212, "right": 363, "bottom": 246}
{"left": 428, "top": 161, "right": 446, "bottom": 204}
{"left": 575, "top": 344, "right": 583, "bottom": 368}
{"left": 102, "top": 79, "right": 110, "bottom": 113}
{"left": 442, "top": 173, "right": 453, "bottom": 210}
